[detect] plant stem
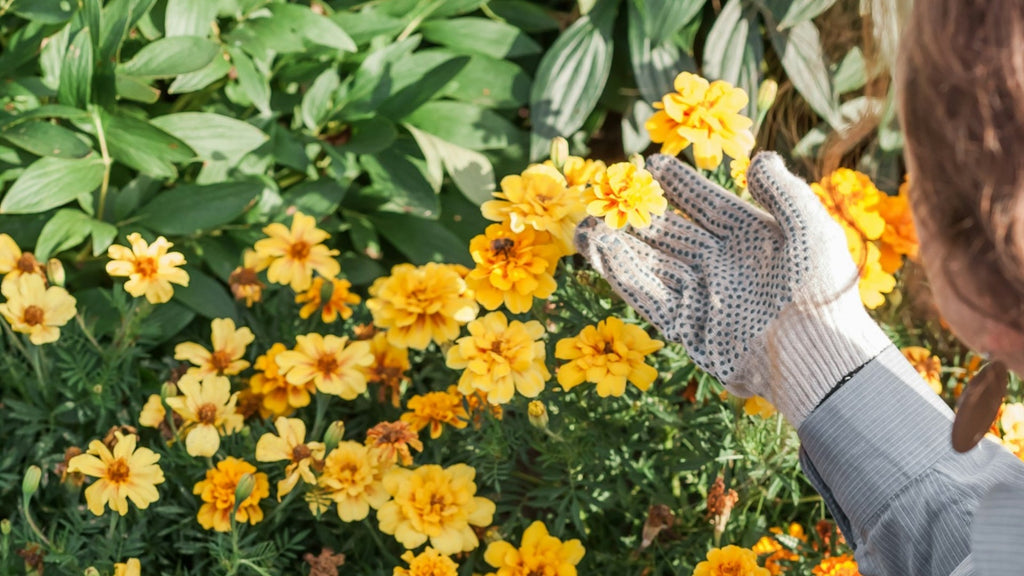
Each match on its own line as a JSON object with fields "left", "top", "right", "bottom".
{"left": 89, "top": 106, "right": 113, "bottom": 222}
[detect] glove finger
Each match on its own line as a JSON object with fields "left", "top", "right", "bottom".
{"left": 745, "top": 151, "right": 835, "bottom": 241}
{"left": 575, "top": 217, "right": 688, "bottom": 330}
{"left": 628, "top": 210, "right": 718, "bottom": 267}
{"left": 646, "top": 154, "right": 764, "bottom": 237}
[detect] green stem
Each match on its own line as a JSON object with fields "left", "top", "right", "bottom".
{"left": 0, "top": 0, "right": 15, "bottom": 18}
{"left": 311, "top": 393, "right": 330, "bottom": 440}
{"left": 20, "top": 501, "right": 51, "bottom": 547}
{"left": 89, "top": 106, "right": 112, "bottom": 222}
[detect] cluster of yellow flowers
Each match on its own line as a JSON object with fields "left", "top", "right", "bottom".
{"left": 811, "top": 172, "right": 919, "bottom": 309}
{"left": 0, "top": 234, "right": 76, "bottom": 345}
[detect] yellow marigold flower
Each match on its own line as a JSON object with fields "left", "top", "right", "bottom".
{"left": 731, "top": 156, "right": 751, "bottom": 189}
{"left": 841, "top": 224, "right": 895, "bottom": 309}
{"left": 753, "top": 525, "right": 804, "bottom": 575}
{"left": 466, "top": 223, "right": 561, "bottom": 314}
{"left": 295, "top": 276, "right": 361, "bottom": 323}
{"left": 361, "top": 332, "right": 411, "bottom": 407}
{"left": 394, "top": 547, "right": 459, "bottom": 576}
{"left": 377, "top": 464, "right": 496, "bottom": 554}
{"left": 366, "top": 262, "right": 478, "bottom": 350}
{"left": 901, "top": 346, "right": 943, "bottom": 395}
{"left": 139, "top": 394, "right": 166, "bottom": 429}
{"left": 693, "top": 545, "right": 769, "bottom": 576}
{"left": 1000, "top": 404, "right": 1024, "bottom": 460}
{"left": 275, "top": 333, "right": 373, "bottom": 399}
{"left": 0, "top": 233, "right": 45, "bottom": 281}
{"left": 481, "top": 164, "right": 586, "bottom": 254}
{"left": 250, "top": 342, "right": 314, "bottom": 414}
{"left": 584, "top": 162, "right": 668, "bottom": 229}
{"left": 174, "top": 318, "right": 255, "bottom": 377}
{"left": 366, "top": 420, "right": 423, "bottom": 467}
{"left": 193, "top": 457, "right": 270, "bottom": 532}
{"left": 106, "top": 233, "right": 189, "bottom": 304}
{"left": 165, "top": 373, "right": 244, "bottom": 457}
{"left": 527, "top": 400, "right": 549, "bottom": 429}
{"left": 446, "top": 311, "right": 550, "bottom": 404}
{"left": 557, "top": 156, "right": 607, "bottom": 189}
{"left": 67, "top": 432, "right": 164, "bottom": 516}
{"left": 229, "top": 250, "right": 265, "bottom": 307}
{"left": 253, "top": 211, "right": 340, "bottom": 292}
{"left": 812, "top": 169, "right": 886, "bottom": 241}
{"left": 0, "top": 273, "right": 76, "bottom": 345}
{"left": 401, "top": 390, "right": 469, "bottom": 439}
{"left": 113, "top": 558, "right": 141, "bottom": 576}
{"left": 877, "top": 177, "right": 919, "bottom": 273}
{"left": 484, "top": 521, "right": 584, "bottom": 576}
{"left": 555, "top": 317, "right": 664, "bottom": 397}
{"left": 455, "top": 385, "right": 504, "bottom": 428}
{"left": 319, "top": 441, "right": 390, "bottom": 521}
{"left": 812, "top": 554, "right": 861, "bottom": 576}
{"left": 646, "top": 72, "right": 755, "bottom": 170}
{"left": 743, "top": 396, "right": 776, "bottom": 418}
{"left": 255, "top": 417, "right": 326, "bottom": 500}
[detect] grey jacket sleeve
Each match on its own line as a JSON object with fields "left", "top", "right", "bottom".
{"left": 796, "top": 346, "right": 1024, "bottom": 576}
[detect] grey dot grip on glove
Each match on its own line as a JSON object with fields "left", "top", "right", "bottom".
{"left": 574, "top": 152, "right": 891, "bottom": 428}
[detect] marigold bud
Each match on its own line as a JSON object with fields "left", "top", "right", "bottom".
{"left": 757, "top": 79, "right": 778, "bottom": 112}
{"left": 83, "top": 568, "right": 100, "bottom": 576}
{"left": 1, "top": 518, "right": 11, "bottom": 535}
{"left": 234, "top": 473, "right": 255, "bottom": 507}
{"left": 46, "top": 258, "right": 65, "bottom": 287}
{"left": 324, "top": 420, "right": 346, "bottom": 451}
{"left": 527, "top": 401, "right": 549, "bottom": 429}
{"left": 22, "top": 466, "right": 41, "bottom": 499}
{"left": 550, "top": 137, "right": 569, "bottom": 172}
{"left": 161, "top": 381, "right": 179, "bottom": 398}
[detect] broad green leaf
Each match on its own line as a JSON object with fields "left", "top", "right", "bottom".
{"left": 301, "top": 68, "right": 341, "bottom": 132}
{"left": 528, "top": 0, "right": 618, "bottom": 159}
{"left": 0, "top": 156, "right": 105, "bottom": 214}
{"left": 793, "top": 97, "right": 877, "bottom": 157}
{"left": 833, "top": 46, "right": 866, "bottom": 94}
{"left": 361, "top": 150, "right": 439, "bottom": 218}
{"left": 58, "top": 28, "right": 94, "bottom": 108}
{"left": 34, "top": 209, "right": 115, "bottom": 260}
{"left": 628, "top": 0, "right": 695, "bottom": 104}
{"left": 430, "top": 0, "right": 488, "bottom": 17}
{"left": 636, "top": 0, "right": 706, "bottom": 43}
{"left": 769, "top": 21, "right": 840, "bottom": 127}
{"left": 40, "top": 25, "right": 70, "bottom": 89}
{"left": 101, "top": 111, "right": 196, "bottom": 178}
{"left": 139, "top": 300, "right": 196, "bottom": 343}
{"left": 174, "top": 266, "right": 238, "bottom": 320}
{"left": 439, "top": 51, "right": 530, "bottom": 108}
{"left": 1, "top": 20, "right": 56, "bottom": 71}
{"left": 334, "top": 117, "right": 398, "bottom": 155}
{"left": 10, "top": 0, "right": 77, "bottom": 23}
{"left": 405, "top": 124, "right": 495, "bottom": 205}
{"left": 135, "top": 181, "right": 260, "bottom": 235}
{"left": 488, "top": 0, "right": 560, "bottom": 32}
{"left": 283, "top": 180, "right": 347, "bottom": 217}
{"left": 0, "top": 105, "right": 88, "bottom": 131}
{"left": 115, "top": 74, "right": 161, "bottom": 103}
{"left": 332, "top": 9, "right": 405, "bottom": 46}
{"left": 778, "top": 0, "right": 839, "bottom": 29}
{"left": 339, "top": 36, "right": 420, "bottom": 118}
{"left": 369, "top": 212, "right": 472, "bottom": 266}
{"left": 100, "top": 0, "right": 158, "bottom": 60}
{"left": 702, "top": 0, "right": 762, "bottom": 120}
{"left": 1, "top": 122, "right": 92, "bottom": 158}
{"left": 420, "top": 17, "right": 542, "bottom": 59}
{"left": 267, "top": 3, "right": 357, "bottom": 52}
{"left": 621, "top": 98, "right": 654, "bottom": 155}
{"left": 227, "top": 47, "right": 271, "bottom": 116}
{"left": 344, "top": 211, "right": 382, "bottom": 260}
{"left": 118, "top": 36, "right": 219, "bottom": 78}
{"left": 405, "top": 101, "right": 520, "bottom": 151}
{"left": 168, "top": 50, "right": 231, "bottom": 94}
{"left": 151, "top": 112, "right": 269, "bottom": 164}
{"left": 165, "top": 0, "right": 218, "bottom": 37}
{"left": 379, "top": 53, "right": 470, "bottom": 119}
{"left": 403, "top": 124, "right": 443, "bottom": 191}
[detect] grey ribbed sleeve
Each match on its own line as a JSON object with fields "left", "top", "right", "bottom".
{"left": 798, "top": 346, "right": 1024, "bottom": 576}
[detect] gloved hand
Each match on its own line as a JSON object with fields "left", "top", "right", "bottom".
{"left": 574, "top": 152, "right": 892, "bottom": 427}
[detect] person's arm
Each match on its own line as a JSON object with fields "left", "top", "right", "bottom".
{"left": 799, "top": 345, "right": 1024, "bottom": 575}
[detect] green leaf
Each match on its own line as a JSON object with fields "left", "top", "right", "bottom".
{"left": 164, "top": 0, "right": 218, "bottom": 37}
{"left": 702, "top": 0, "right": 762, "bottom": 120}
{"left": 379, "top": 52, "right": 470, "bottom": 119}
{"left": 0, "top": 156, "right": 104, "bottom": 214}
{"left": 58, "top": 28, "right": 94, "bottom": 108}
{"left": 420, "top": 17, "right": 542, "bottom": 59}
{"left": 174, "top": 266, "right": 237, "bottom": 320}
{"left": 621, "top": 98, "right": 654, "bottom": 155}
{"left": 628, "top": 0, "right": 696, "bottom": 105}
{"left": 0, "top": 105, "right": 89, "bottom": 130}
{"left": 636, "top": 0, "right": 706, "bottom": 43}
{"left": 34, "top": 209, "right": 116, "bottom": 260}
{"left": 769, "top": 21, "right": 840, "bottom": 127}
{"left": 301, "top": 68, "right": 341, "bottom": 132}
{"left": 338, "top": 36, "right": 419, "bottom": 118}
{"left": 10, "top": 0, "right": 77, "bottom": 23}
{"left": 334, "top": 117, "right": 398, "bottom": 155}
{"left": 1, "top": 121, "right": 92, "bottom": 159}
{"left": 833, "top": 46, "right": 866, "bottom": 94}
{"left": 115, "top": 74, "right": 161, "bottom": 103}
{"left": 101, "top": 111, "right": 196, "bottom": 178}
{"left": 405, "top": 124, "right": 495, "bottom": 205}
{"left": 528, "top": 0, "right": 618, "bottom": 160}
{"left": 151, "top": 112, "right": 269, "bottom": 164}
{"left": 227, "top": 47, "right": 271, "bottom": 116}
{"left": 266, "top": 3, "right": 357, "bottom": 52}
{"left": 369, "top": 212, "right": 472, "bottom": 266}
{"left": 135, "top": 181, "right": 260, "bottom": 235}
{"left": 139, "top": 300, "right": 196, "bottom": 344}
{"left": 100, "top": 0, "right": 158, "bottom": 62}
{"left": 488, "top": 0, "right": 560, "bottom": 32}
{"left": 167, "top": 50, "right": 231, "bottom": 94}
{"left": 778, "top": 0, "right": 839, "bottom": 29}
{"left": 118, "top": 36, "right": 219, "bottom": 78}
{"left": 283, "top": 180, "right": 347, "bottom": 218}
{"left": 343, "top": 210, "right": 382, "bottom": 260}
{"left": 405, "top": 101, "right": 520, "bottom": 151}
{"left": 361, "top": 149, "right": 439, "bottom": 218}
{"left": 332, "top": 9, "right": 405, "bottom": 46}
{"left": 439, "top": 51, "right": 530, "bottom": 108}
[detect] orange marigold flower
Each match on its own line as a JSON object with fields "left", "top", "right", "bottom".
{"left": 555, "top": 317, "right": 664, "bottom": 397}
{"left": 366, "top": 262, "right": 478, "bottom": 350}
{"left": 106, "top": 233, "right": 189, "bottom": 304}
{"left": 295, "top": 276, "right": 361, "bottom": 323}
{"left": 255, "top": 417, "right": 326, "bottom": 500}
{"left": 361, "top": 332, "right": 411, "bottom": 407}
{"left": 445, "top": 311, "right": 550, "bottom": 405}
{"left": 394, "top": 547, "right": 459, "bottom": 576}
{"left": 557, "top": 156, "right": 607, "bottom": 190}
{"left": 481, "top": 164, "right": 586, "bottom": 254}
{"left": 253, "top": 211, "right": 340, "bottom": 292}
{"left": 812, "top": 554, "right": 861, "bottom": 576}
{"left": 466, "top": 222, "right": 561, "bottom": 314}
{"left": 401, "top": 390, "right": 469, "bottom": 439}
{"left": 812, "top": 169, "right": 886, "bottom": 241}
{"left": 452, "top": 385, "right": 504, "bottom": 428}
{"left": 67, "top": 432, "right": 164, "bottom": 516}
{"left": 275, "top": 333, "right": 373, "bottom": 400}
{"left": 0, "top": 273, "right": 76, "bottom": 345}
{"left": 743, "top": 396, "right": 776, "bottom": 418}
{"left": 693, "top": 545, "right": 769, "bottom": 576}
{"left": 0, "top": 233, "right": 45, "bottom": 282}
{"left": 901, "top": 346, "right": 943, "bottom": 395}
{"left": 877, "top": 177, "right": 919, "bottom": 273}
{"left": 250, "top": 343, "right": 314, "bottom": 414}
{"left": 366, "top": 420, "right": 423, "bottom": 467}
{"left": 645, "top": 72, "right": 755, "bottom": 170}
{"left": 583, "top": 162, "right": 668, "bottom": 229}
{"left": 483, "top": 521, "right": 585, "bottom": 576}
{"left": 229, "top": 250, "right": 266, "bottom": 307}
{"left": 174, "top": 317, "right": 255, "bottom": 377}
{"left": 193, "top": 457, "right": 270, "bottom": 532}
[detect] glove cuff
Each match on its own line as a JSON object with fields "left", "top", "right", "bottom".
{"left": 762, "top": 293, "right": 892, "bottom": 428}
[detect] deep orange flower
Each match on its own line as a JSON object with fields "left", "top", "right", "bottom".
{"left": 466, "top": 222, "right": 562, "bottom": 313}
{"left": 583, "top": 162, "right": 668, "bottom": 229}
{"left": 295, "top": 276, "right": 361, "bottom": 323}
{"left": 401, "top": 390, "right": 469, "bottom": 439}
{"left": 250, "top": 343, "right": 315, "bottom": 414}
{"left": 366, "top": 420, "right": 423, "bottom": 467}
{"left": 193, "top": 457, "right": 270, "bottom": 532}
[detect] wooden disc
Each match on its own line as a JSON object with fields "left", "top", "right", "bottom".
{"left": 952, "top": 361, "right": 1008, "bottom": 453}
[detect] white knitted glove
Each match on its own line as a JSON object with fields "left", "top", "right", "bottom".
{"left": 574, "top": 152, "right": 892, "bottom": 427}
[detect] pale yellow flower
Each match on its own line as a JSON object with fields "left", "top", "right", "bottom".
{"left": 174, "top": 317, "right": 255, "bottom": 377}
{"left": 555, "top": 317, "right": 664, "bottom": 397}
{"left": 481, "top": 164, "right": 586, "bottom": 254}
{"left": 483, "top": 521, "right": 585, "bottom": 576}
{"left": 275, "top": 333, "right": 373, "bottom": 399}
{"left": 229, "top": 250, "right": 266, "bottom": 307}
{"left": 106, "top": 233, "right": 189, "bottom": 304}
{"left": 193, "top": 457, "right": 270, "bottom": 532}
{"left": 841, "top": 224, "right": 896, "bottom": 310}
{"left": 113, "top": 558, "right": 141, "bottom": 576}
{"left": 466, "top": 222, "right": 562, "bottom": 314}
{"left": 0, "top": 273, "right": 76, "bottom": 345}
{"left": 0, "top": 233, "right": 45, "bottom": 281}
{"left": 255, "top": 417, "right": 326, "bottom": 499}
{"left": 138, "top": 394, "right": 166, "bottom": 429}
{"left": 253, "top": 211, "right": 340, "bottom": 291}
{"left": 584, "top": 162, "right": 668, "bottom": 229}
{"left": 67, "top": 432, "right": 164, "bottom": 516}
{"left": 319, "top": 441, "right": 390, "bottom": 522}
{"left": 377, "top": 464, "right": 496, "bottom": 554}
{"left": 446, "top": 311, "right": 550, "bottom": 404}
{"left": 902, "top": 346, "right": 943, "bottom": 395}
{"left": 164, "top": 373, "right": 244, "bottom": 457}
{"left": 556, "top": 156, "right": 607, "bottom": 190}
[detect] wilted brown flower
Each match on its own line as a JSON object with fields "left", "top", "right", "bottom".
{"left": 55, "top": 446, "right": 85, "bottom": 487}
{"left": 102, "top": 425, "right": 138, "bottom": 450}
{"left": 706, "top": 477, "right": 739, "bottom": 543}
{"left": 640, "top": 504, "right": 676, "bottom": 551}
{"left": 365, "top": 420, "right": 423, "bottom": 467}
{"left": 304, "top": 548, "right": 346, "bottom": 576}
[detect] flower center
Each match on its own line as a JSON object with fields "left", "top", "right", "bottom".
{"left": 316, "top": 355, "right": 339, "bottom": 375}
{"left": 134, "top": 256, "right": 158, "bottom": 278}
{"left": 210, "top": 350, "right": 234, "bottom": 373}
{"left": 230, "top": 267, "right": 260, "bottom": 287}
{"left": 197, "top": 403, "right": 218, "bottom": 424}
{"left": 23, "top": 305, "right": 45, "bottom": 326}
{"left": 288, "top": 241, "right": 311, "bottom": 261}
{"left": 107, "top": 458, "right": 131, "bottom": 483}
{"left": 292, "top": 444, "right": 311, "bottom": 462}
{"left": 16, "top": 252, "right": 40, "bottom": 273}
